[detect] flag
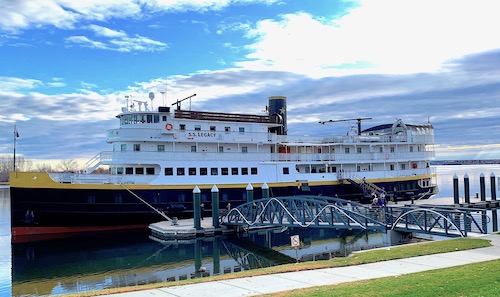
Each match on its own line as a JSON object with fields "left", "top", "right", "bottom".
{"left": 14, "top": 125, "right": 19, "bottom": 138}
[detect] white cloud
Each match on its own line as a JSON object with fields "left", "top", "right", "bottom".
{"left": 0, "top": 77, "right": 42, "bottom": 92}
{"left": 0, "top": 0, "right": 279, "bottom": 33}
{"left": 236, "top": 0, "right": 500, "bottom": 76}
{"left": 87, "top": 25, "right": 127, "bottom": 38}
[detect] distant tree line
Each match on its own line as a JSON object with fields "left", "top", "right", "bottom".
{"left": 0, "top": 156, "right": 109, "bottom": 182}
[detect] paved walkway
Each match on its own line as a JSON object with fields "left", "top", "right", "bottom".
{"left": 103, "top": 234, "right": 500, "bottom": 297}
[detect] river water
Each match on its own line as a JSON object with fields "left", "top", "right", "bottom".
{"left": 1, "top": 164, "right": 499, "bottom": 297}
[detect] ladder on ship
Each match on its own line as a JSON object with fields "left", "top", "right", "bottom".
{"left": 338, "top": 171, "right": 386, "bottom": 197}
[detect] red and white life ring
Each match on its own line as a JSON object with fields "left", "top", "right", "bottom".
{"left": 166, "top": 123, "right": 173, "bottom": 130}
{"left": 412, "top": 163, "right": 417, "bottom": 169}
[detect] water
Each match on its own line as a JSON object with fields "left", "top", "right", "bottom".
{"left": 1, "top": 165, "right": 499, "bottom": 297}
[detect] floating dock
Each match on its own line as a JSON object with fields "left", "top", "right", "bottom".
{"left": 149, "top": 217, "right": 232, "bottom": 240}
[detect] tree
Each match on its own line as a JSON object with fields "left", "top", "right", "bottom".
{"left": 0, "top": 155, "right": 33, "bottom": 182}
{"left": 56, "top": 159, "right": 78, "bottom": 172}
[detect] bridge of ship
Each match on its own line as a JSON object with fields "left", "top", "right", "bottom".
{"left": 221, "top": 196, "right": 489, "bottom": 237}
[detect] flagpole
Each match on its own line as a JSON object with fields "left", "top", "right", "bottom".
{"left": 13, "top": 124, "right": 17, "bottom": 173}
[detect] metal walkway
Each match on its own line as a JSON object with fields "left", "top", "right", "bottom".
{"left": 221, "top": 196, "right": 490, "bottom": 237}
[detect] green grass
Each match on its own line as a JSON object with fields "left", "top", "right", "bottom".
{"left": 267, "top": 259, "right": 500, "bottom": 297}
{"left": 62, "top": 237, "right": 494, "bottom": 297}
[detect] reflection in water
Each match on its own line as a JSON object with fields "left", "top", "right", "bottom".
{"left": 11, "top": 228, "right": 404, "bottom": 297}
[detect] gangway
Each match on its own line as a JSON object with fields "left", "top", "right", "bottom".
{"left": 222, "top": 196, "right": 387, "bottom": 232}
{"left": 221, "top": 196, "right": 490, "bottom": 237}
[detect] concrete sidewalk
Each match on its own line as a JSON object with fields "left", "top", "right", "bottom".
{"left": 102, "top": 234, "right": 500, "bottom": 297}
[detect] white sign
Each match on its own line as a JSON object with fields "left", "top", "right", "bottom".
{"left": 290, "top": 235, "right": 300, "bottom": 248}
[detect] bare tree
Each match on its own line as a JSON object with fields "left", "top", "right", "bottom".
{"left": 0, "top": 155, "right": 33, "bottom": 182}
{"left": 56, "top": 159, "right": 78, "bottom": 172}
{"left": 35, "top": 163, "right": 53, "bottom": 172}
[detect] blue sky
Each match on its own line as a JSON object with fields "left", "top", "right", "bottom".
{"left": 1, "top": 0, "right": 500, "bottom": 167}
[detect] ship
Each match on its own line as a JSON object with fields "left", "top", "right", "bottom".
{"left": 9, "top": 94, "right": 438, "bottom": 239}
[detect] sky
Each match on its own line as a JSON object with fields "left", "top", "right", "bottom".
{"left": 1, "top": 0, "right": 500, "bottom": 168}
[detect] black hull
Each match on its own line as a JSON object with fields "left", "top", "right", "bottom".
{"left": 11, "top": 181, "right": 435, "bottom": 236}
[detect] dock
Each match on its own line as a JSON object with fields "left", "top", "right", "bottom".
{"left": 149, "top": 217, "right": 232, "bottom": 240}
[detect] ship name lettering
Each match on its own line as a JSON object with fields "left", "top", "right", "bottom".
{"left": 187, "top": 132, "right": 217, "bottom": 137}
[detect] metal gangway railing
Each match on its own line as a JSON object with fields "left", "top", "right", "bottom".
{"left": 221, "top": 196, "right": 490, "bottom": 237}
{"left": 221, "top": 196, "right": 387, "bottom": 232}
{"left": 386, "top": 204, "right": 488, "bottom": 237}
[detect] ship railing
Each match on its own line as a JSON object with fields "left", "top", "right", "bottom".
{"left": 50, "top": 172, "right": 158, "bottom": 184}
{"left": 106, "top": 128, "right": 434, "bottom": 145}
{"left": 95, "top": 150, "right": 435, "bottom": 164}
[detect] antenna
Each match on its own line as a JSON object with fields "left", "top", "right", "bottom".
{"left": 319, "top": 117, "right": 372, "bottom": 135}
{"left": 172, "top": 94, "right": 197, "bottom": 111}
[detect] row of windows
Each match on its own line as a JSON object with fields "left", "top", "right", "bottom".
{"left": 179, "top": 124, "right": 245, "bottom": 133}
{"left": 165, "top": 167, "right": 259, "bottom": 176}
{"left": 120, "top": 114, "right": 160, "bottom": 125}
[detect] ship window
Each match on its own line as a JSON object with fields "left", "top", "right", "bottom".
{"left": 191, "top": 145, "right": 196, "bottom": 152}
{"left": 134, "top": 144, "right": 141, "bottom": 151}
{"left": 283, "top": 167, "right": 289, "bottom": 175}
{"left": 147, "top": 115, "right": 153, "bottom": 123}
{"left": 154, "top": 115, "right": 159, "bottom": 123}
{"left": 225, "top": 126, "right": 230, "bottom": 132}
{"left": 357, "top": 147, "right": 362, "bottom": 154}
{"left": 242, "top": 168, "right": 248, "bottom": 175}
{"left": 239, "top": 127, "right": 245, "bottom": 133}
{"left": 88, "top": 195, "right": 95, "bottom": 204}
{"left": 115, "top": 194, "right": 123, "bottom": 203}
{"left": 401, "top": 164, "right": 406, "bottom": 170}
{"left": 135, "top": 167, "right": 144, "bottom": 175}
{"left": 200, "top": 168, "right": 207, "bottom": 175}
{"left": 345, "top": 148, "right": 350, "bottom": 154}
{"left": 177, "top": 168, "right": 185, "bottom": 175}
{"left": 231, "top": 167, "right": 238, "bottom": 175}
{"left": 390, "top": 164, "right": 395, "bottom": 171}
{"left": 125, "top": 167, "right": 133, "bottom": 174}
{"left": 390, "top": 147, "right": 395, "bottom": 153}
{"left": 251, "top": 167, "right": 258, "bottom": 175}
{"left": 117, "top": 167, "right": 124, "bottom": 174}
{"left": 146, "top": 167, "right": 155, "bottom": 175}
{"left": 158, "top": 145, "right": 165, "bottom": 152}
{"left": 331, "top": 166, "right": 337, "bottom": 173}
{"left": 410, "top": 146, "right": 414, "bottom": 152}
{"left": 210, "top": 126, "right": 216, "bottom": 131}
{"left": 189, "top": 167, "right": 196, "bottom": 175}
{"left": 211, "top": 168, "right": 218, "bottom": 175}
{"left": 165, "top": 167, "right": 173, "bottom": 176}
{"left": 218, "top": 146, "right": 224, "bottom": 153}
{"left": 242, "top": 146, "right": 248, "bottom": 153}
{"left": 162, "top": 115, "right": 167, "bottom": 121}
{"left": 121, "top": 144, "right": 127, "bottom": 151}
{"left": 180, "top": 124, "right": 186, "bottom": 130}
{"left": 379, "top": 147, "right": 383, "bottom": 153}
{"left": 195, "top": 125, "right": 201, "bottom": 131}
{"left": 221, "top": 168, "right": 229, "bottom": 175}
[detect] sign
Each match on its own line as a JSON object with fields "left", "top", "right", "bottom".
{"left": 290, "top": 235, "right": 300, "bottom": 248}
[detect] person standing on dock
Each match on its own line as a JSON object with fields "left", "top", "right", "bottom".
{"left": 200, "top": 203, "right": 205, "bottom": 220}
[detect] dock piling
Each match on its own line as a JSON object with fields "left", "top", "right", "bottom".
{"left": 464, "top": 174, "right": 470, "bottom": 204}
{"left": 211, "top": 185, "right": 220, "bottom": 228}
{"left": 453, "top": 174, "right": 459, "bottom": 204}
{"left": 246, "top": 183, "right": 254, "bottom": 202}
{"left": 262, "top": 182, "right": 269, "bottom": 198}
{"left": 480, "top": 173, "right": 486, "bottom": 201}
{"left": 193, "top": 186, "right": 201, "bottom": 230}
{"left": 491, "top": 173, "right": 497, "bottom": 201}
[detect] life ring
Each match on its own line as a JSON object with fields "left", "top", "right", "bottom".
{"left": 412, "top": 163, "right": 417, "bottom": 169}
{"left": 166, "top": 123, "right": 173, "bottom": 130}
